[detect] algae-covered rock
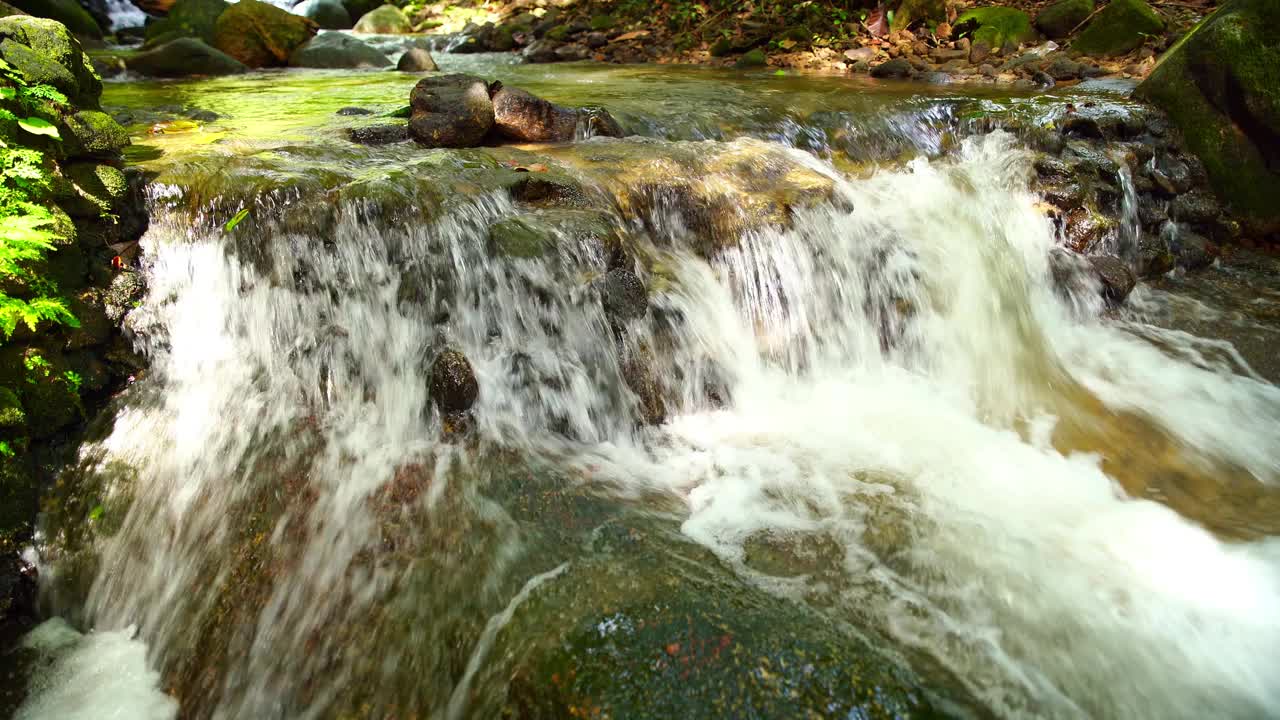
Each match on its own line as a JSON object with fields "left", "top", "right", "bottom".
{"left": 1073, "top": 0, "right": 1163, "bottom": 56}
{"left": 142, "top": 0, "right": 227, "bottom": 47}
{"left": 1035, "top": 0, "right": 1094, "bottom": 39}
{"left": 9, "top": 0, "right": 101, "bottom": 39}
{"left": 289, "top": 31, "right": 390, "bottom": 68}
{"left": 489, "top": 216, "right": 554, "bottom": 259}
{"left": 127, "top": 37, "right": 248, "bottom": 77}
{"left": 408, "top": 73, "right": 494, "bottom": 148}
{"left": 8, "top": 349, "right": 80, "bottom": 437}
{"left": 734, "top": 47, "right": 767, "bottom": 68}
{"left": 0, "top": 16, "right": 101, "bottom": 107}
{"left": 1135, "top": 0, "right": 1279, "bottom": 234}
{"left": 955, "top": 7, "right": 1036, "bottom": 53}
{"left": 293, "top": 0, "right": 351, "bottom": 31}
{"left": 352, "top": 4, "right": 411, "bottom": 34}
{"left": 57, "top": 162, "right": 127, "bottom": 217}
{"left": 61, "top": 109, "right": 129, "bottom": 157}
{"left": 212, "top": 0, "right": 318, "bottom": 68}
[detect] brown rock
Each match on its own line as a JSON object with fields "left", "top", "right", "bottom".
{"left": 408, "top": 73, "right": 494, "bottom": 148}
{"left": 969, "top": 39, "right": 992, "bottom": 64}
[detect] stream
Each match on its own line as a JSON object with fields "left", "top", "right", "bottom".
{"left": 11, "top": 49, "right": 1280, "bottom": 720}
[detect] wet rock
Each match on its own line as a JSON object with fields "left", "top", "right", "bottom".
{"left": 491, "top": 86, "right": 579, "bottom": 143}
{"left": 352, "top": 4, "right": 411, "bottom": 34}
{"left": 347, "top": 123, "right": 409, "bottom": 145}
{"left": 10, "top": 0, "right": 101, "bottom": 39}
{"left": 212, "top": 0, "right": 318, "bottom": 68}
{"left": 1135, "top": 234, "right": 1175, "bottom": 278}
{"left": 336, "top": 106, "right": 373, "bottom": 116}
{"left": 870, "top": 58, "right": 912, "bottom": 79}
{"left": 57, "top": 162, "right": 126, "bottom": 217}
{"left": 289, "top": 31, "right": 390, "bottom": 68}
{"left": 969, "top": 40, "right": 993, "bottom": 64}
{"left": 579, "top": 106, "right": 624, "bottom": 138}
{"left": 1169, "top": 230, "right": 1218, "bottom": 271}
{"left": 127, "top": 37, "right": 248, "bottom": 77}
{"left": 1136, "top": 0, "right": 1280, "bottom": 235}
{"left": 602, "top": 268, "right": 647, "bottom": 323}
{"left": 1036, "top": 0, "right": 1094, "bottom": 39}
{"left": 619, "top": 342, "right": 666, "bottom": 426}
{"left": 142, "top": 0, "right": 227, "bottom": 47}
{"left": 735, "top": 48, "right": 767, "bottom": 68}
{"left": 1087, "top": 255, "right": 1136, "bottom": 307}
{"left": 1044, "top": 56, "right": 1084, "bottom": 81}
{"left": 553, "top": 42, "right": 589, "bottom": 61}
{"left": 294, "top": 0, "right": 352, "bottom": 30}
{"left": 429, "top": 349, "right": 478, "bottom": 413}
{"left": 102, "top": 270, "right": 145, "bottom": 323}
{"left": 408, "top": 73, "right": 494, "bottom": 148}
{"left": 61, "top": 109, "right": 129, "bottom": 157}
{"left": 584, "top": 31, "right": 607, "bottom": 49}
{"left": 1074, "top": 0, "right": 1163, "bottom": 56}
{"left": 488, "top": 216, "right": 553, "bottom": 259}
{"left": 522, "top": 38, "right": 559, "bottom": 63}
{"left": 1170, "top": 191, "right": 1220, "bottom": 225}
{"left": 397, "top": 47, "right": 436, "bottom": 72}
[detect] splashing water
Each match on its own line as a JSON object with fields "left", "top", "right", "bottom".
{"left": 19, "top": 81, "right": 1280, "bottom": 720}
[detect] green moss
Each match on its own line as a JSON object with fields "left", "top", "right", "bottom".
{"left": 956, "top": 7, "right": 1035, "bottom": 51}
{"left": 544, "top": 24, "right": 569, "bottom": 41}
{"left": 62, "top": 109, "right": 129, "bottom": 157}
{"left": 213, "top": 0, "right": 317, "bottom": 67}
{"left": 708, "top": 37, "right": 732, "bottom": 57}
{"left": 892, "top": 0, "right": 947, "bottom": 32}
{"left": 589, "top": 14, "right": 615, "bottom": 31}
{"left": 351, "top": 4, "right": 411, "bottom": 34}
{"left": 488, "top": 216, "right": 552, "bottom": 259}
{"left": 10, "top": 0, "right": 100, "bottom": 39}
{"left": 0, "top": 16, "right": 100, "bottom": 106}
{"left": 1136, "top": 0, "right": 1280, "bottom": 233}
{"left": 144, "top": 0, "right": 230, "bottom": 48}
{"left": 0, "top": 386, "right": 25, "bottom": 429}
{"left": 57, "top": 162, "right": 126, "bottom": 217}
{"left": 1073, "top": 0, "right": 1163, "bottom": 56}
{"left": 1035, "top": 0, "right": 1094, "bottom": 39}
{"left": 735, "top": 48, "right": 767, "bottom": 68}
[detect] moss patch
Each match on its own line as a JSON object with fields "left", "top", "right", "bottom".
{"left": 144, "top": 0, "right": 230, "bottom": 48}
{"left": 212, "top": 0, "right": 317, "bottom": 67}
{"left": 1073, "top": 0, "right": 1163, "bottom": 56}
{"left": 1035, "top": 0, "right": 1094, "bottom": 39}
{"left": 956, "top": 7, "right": 1035, "bottom": 52}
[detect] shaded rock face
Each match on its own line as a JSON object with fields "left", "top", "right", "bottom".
{"left": 142, "top": 0, "right": 227, "bottom": 47}
{"left": 1036, "top": 0, "right": 1093, "bottom": 39}
{"left": 1087, "top": 254, "right": 1137, "bottom": 308}
{"left": 396, "top": 46, "right": 436, "bottom": 71}
{"left": 1073, "top": 0, "right": 1163, "bottom": 56}
{"left": 408, "top": 73, "right": 494, "bottom": 148}
{"left": 352, "top": 3, "right": 410, "bottom": 34}
{"left": 602, "top": 269, "right": 647, "bottom": 324}
{"left": 10, "top": 0, "right": 100, "bottom": 39}
{"left": 1136, "top": 0, "right": 1280, "bottom": 235}
{"left": 128, "top": 37, "right": 248, "bottom": 77}
{"left": 212, "top": 0, "right": 317, "bottom": 68}
{"left": 429, "top": 349, "right": 478, "bottom": 413}
{"left": 289, "top": 31, "right": 390, "bottom": 68}
{"left": 293, "top": 0, "right": 351, "bottom": 31}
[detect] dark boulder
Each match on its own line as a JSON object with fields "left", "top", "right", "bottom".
{"left": 294, "top": 0, "right": 351, "bottom": 30}
{"left": 1086, "top": 255, "right": 1136, "bottom": 308}
{"left": 407, "top": 73, "right": 495, "bottom": 148}
{"left": 1035, "top": 0, "right": 1093, "bottom": 39}
{"left": 396, "top": 47, "right": 436, "bottom": 71}
{"left": 522, "top": 38, "right": 559, "bottom": 63}
{"left": 141, "top": 0, "right": 227, "bottom": 47}
{"left": 870, "top": 58, "right": 913, "bottom": 79}
{"left": 288, "top": 31, "right": 390, "bottom": 68}
{"left": 127, "top": 36, "right": 249, "bottom": 76}
{"left": 429, "top": 349, "right": 478, "bottom": 413}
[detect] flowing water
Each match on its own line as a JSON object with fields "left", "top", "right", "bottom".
{"left": 13, "top": 56, "right": 1280, "bottom": 720}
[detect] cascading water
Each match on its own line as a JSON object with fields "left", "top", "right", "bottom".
{"left": 13, "top": 67, "right": 1280, "bottom": 720}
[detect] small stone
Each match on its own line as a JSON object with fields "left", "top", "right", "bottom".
{"left": 870, "top": 57, "right": 913, "bottom": 78}
{"left": 336, "top": 106, "right": 374, "bottom": 115}
{"left": 397, "top": 47, "right": 437, "bottom": 71}
{"left": 429, "top": 349, "right": 478, "bottom": 413}
{"left": 585, "top": 31, "right": 607, "bottom": 48}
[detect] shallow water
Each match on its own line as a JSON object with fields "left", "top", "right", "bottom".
{"left": 17, "top": 56, "right": 1280, "bottom": 719}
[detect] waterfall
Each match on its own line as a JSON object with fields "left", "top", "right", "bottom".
{"left": 17, "top": 114, "right": 1280, "bottom": 719}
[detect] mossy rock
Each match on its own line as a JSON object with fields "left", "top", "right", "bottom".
{"left": 8, "top": 348, "right": 80, "bottom": 437}
{"left": 127, "top": 37, "right": 248, "bottom": 78}
{"left": 892, "top": 0, "right": 947, "bottom": 32}
{"left": 143, "top": 0, "right": 229, "bottom": 47}
{"left": 9, "top": 0, "right": 101, "bottom": 39}
{"left": 1035, "top": 0, "right": 1094, "bottom": 39}
{"left": 57, "top": 162, "right": 127, "bottom": 217}
{"left": 61, "top": 109, "right": 129, "bottom": 157}
{"left": 288, "top": 31, "right": 390, "bottom": 68}
{"left": 1136, "top": 0, "right": 1280, "bottom": 234}
{"left": 734, "top": 47, "right": 767, "bottom": 68}
{"left": 1073, "top": 0, "right": 1163, "bottom": 56}
{"left": 489, "top": 216, "right": 553, "bottom": 259}
{"left": 294, "top": 0, "right": 351, "bottom": 31}
{"left": 212, "top": 0, "right": 318, "bottom": 68}
{"left": 0, "top": 1, "right": 26, "bottom": 19}
{"left": 955, "top": 7, "right": 1036, "bottom": 53}
{"left": 0, "top": 451, "right": 36, "bottom": 543}
{"left": 544, "top": 24, "right": 569, "bottom": 41}
{"left": 352, "top": 4, "right": 411, "bottom": 34}
{"left": 0, "top": 16, "right": 102, "bottom": 107}
{"left": 708, "top": 37, "right": 732, "bottom": 57}
{"left": 340, "top": 0, "right": 382, "bottom": 21}
{"left": 588, "top": 14, "right": 615, "bottom": 31}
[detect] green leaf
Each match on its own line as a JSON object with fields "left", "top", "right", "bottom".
{"left": 89, "top": 504, "right": 105, "bottom": 521}
{"left": 0, "top": 87, "right": 14, "bottom": 101}
{"left": 224, "top": 207, "right": 251, "bottom": 232}
{"left": 17, "top": 117, "right": 60, "bottom": 140}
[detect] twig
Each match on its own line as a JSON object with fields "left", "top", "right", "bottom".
{"left": 1069, "top": 5, "right": 1106, "bottom": 35}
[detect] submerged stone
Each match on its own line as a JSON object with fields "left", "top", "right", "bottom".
{"left": 1086, "top": 254, "right": 1136, "bottom": 308}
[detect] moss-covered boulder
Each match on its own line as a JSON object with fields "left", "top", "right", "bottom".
{"left": 127, "top": 37, "right": 248, "bottom": 77}
{"left": 0, "top": 16, "right": 101, "bottom": 107}
{"left": 61, "top": 109, "right": 129, "bottom": 157}
{"left": 142, "top": 0, "right": 229, "bottom": 48}
{"left": 1035, "top": 0, "right": 1094, "bottom": 39}
{"left": 734, "top": 47, "right": 767, "bottom": 68}
{"left": 294, "top": 0, "right": 351, "bottom": 31}
{"left": 56, "top": 162, "right": 126, "bottom": 218}
{"left": 8, "top": 0, "right": 100, "bottom": 39}
{"left": 352, "top": 4, "right": 411, "bottom": 34}
{"left": 1136, "top": 0, "right": 1280, "bottom": 234}
{"left": 892, "top": 0, "right": 947, "bottom": 32}
{"left": 212, "top": 0, "right": 317, "bottom": 68}
{"left": 955, "top": 7, "right": 1036, "bottom": 53}
{"left": 288, "top": 31, "right": 390, "bottom": 68}
{"left": 1073, "top": 0, "right": 1163, "bottom": 56}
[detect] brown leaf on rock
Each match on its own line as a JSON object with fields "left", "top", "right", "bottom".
{"left": 865, "top": 5, "right": 889, "bottom": 38}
